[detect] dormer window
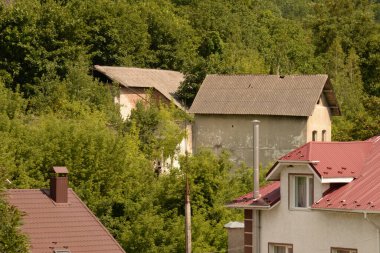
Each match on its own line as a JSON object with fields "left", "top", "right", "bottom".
{"left": 290, "top": 175, "right": 313, "bottom": 209}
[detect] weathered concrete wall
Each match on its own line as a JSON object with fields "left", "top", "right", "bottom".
{"left": 307, "top": 94, "right": 332, "bottom": 142}
{"left": 192, "top": 115, "right": 308, "bottom": 167}
{"left": 259, "top": 165, "right": 380, "bottom": 253}
{"left": 225, "top": 225, "right": 244, "bottom": 253}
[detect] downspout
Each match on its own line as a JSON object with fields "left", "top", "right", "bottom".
{"left": 364, "top": 212, "right": 380, "bottom": 253}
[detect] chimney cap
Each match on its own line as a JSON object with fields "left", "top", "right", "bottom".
{"left": 53, "top": 166, "right": 69, "bottom": 174}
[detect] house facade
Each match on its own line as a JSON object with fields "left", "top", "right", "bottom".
{"left": 228, "top": 136, "right": 380, "bottom": 253}
{"left": 94, "top": 65, "right": 185, "bottom": 119}
{"left": 189, "top": 74, "right": 340, "bottom": 167}
{"left": 94, "top": 65, "right": 192, "bottom": 171}
{"left": 6, "top": 167, "right": 126, "bottom": 253}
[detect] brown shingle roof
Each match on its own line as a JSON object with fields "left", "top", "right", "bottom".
{"left": 94, "top": 65, "right": 184, "bottom": 109}
{"left": 6, "top": 189, "right": 125, "bottom": 253}
{"left": 189, "top": 74, "right": 340, "bottom": 116}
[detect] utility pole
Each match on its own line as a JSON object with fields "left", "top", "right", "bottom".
{"left": 184, "top": 121, "right": 191, "bottom": 253}
{"left": 185, "top": 174, "right": 191, "bottom": 253}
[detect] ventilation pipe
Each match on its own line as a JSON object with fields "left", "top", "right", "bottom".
{"left": 252, "top": 120, "right": 260, "bottom": 199}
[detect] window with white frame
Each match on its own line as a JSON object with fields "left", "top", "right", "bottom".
{"left": 269, "top": 243, "right": 293, "bottom": 253}
{"left": 290, "top": 175, "right": 313, "bottom": 209}
{"left": 331, "top": 247, "right": 357, "bottom": 253}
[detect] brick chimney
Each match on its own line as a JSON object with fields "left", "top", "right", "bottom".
{"left": 50, "top": 166, "right": 69, "bottom": 203}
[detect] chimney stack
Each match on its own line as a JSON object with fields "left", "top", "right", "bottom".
{"left": 252, "top": 120, "right": 260, "bottom": 199}
{"left": 50, "top": 166, "right": 69, "bottom": 203}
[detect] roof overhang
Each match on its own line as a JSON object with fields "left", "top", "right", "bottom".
{"left": 320, "top": 177, "right": 354, "bottom": 183}
{"left": 323, "top": 79, "right": 341, "bottom": 116}
{"left": 225, "top": 201, "right": 280, "bottom": 210}
{"left": 266, "top": 160, "right": 320, "bottom": 181}
{"left": 311, "top": 207, "right": 380, "bottom": 214}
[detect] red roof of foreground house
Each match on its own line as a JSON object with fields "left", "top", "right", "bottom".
{"left": 6, "top": 188, "right": 126, "bottom": 253}
{"left": 226, "top": 181, "right": 280, "bottom": 209}
{"left": 267, "top": 140, "right": 373, "bottom": 179}
{"left": 313, "top": 136, "right": 380, "bottom": 212}
{"left": 231, "top": 136, "right": 380, "bottom": 212}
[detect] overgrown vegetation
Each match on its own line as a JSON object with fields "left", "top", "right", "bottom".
{"left": 0, "top": 0, "right": 379, "bottom": 252}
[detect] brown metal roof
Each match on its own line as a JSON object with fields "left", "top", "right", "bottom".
{"left": 94, "top": 65, "right": 184, "bottom": 109}
{"left": 189, "top": 74, "right": 340, "bottom": 116}
{"left": 6, "top": 189, "right": 125, "bottom": 253}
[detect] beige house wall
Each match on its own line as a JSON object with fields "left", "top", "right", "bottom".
{"left": 116, "top": 86, "right": 191, "bottom": 171}
{"left": 307, "top": 94, "right": 332, "bottom": 142}
{"left": 192, "top": 115, "right": 308, "bottom": 167}
{"left": 117, "top": 87, "right": 171, "bottom": 119}
{"left": 258, "top": 165, "right": 380, "bottom": 253}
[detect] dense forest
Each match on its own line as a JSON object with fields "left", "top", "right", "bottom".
{"left": 0, "top": 0, "right": 379, "bottom": 252}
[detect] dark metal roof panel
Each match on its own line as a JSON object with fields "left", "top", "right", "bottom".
{"left": 228, "top": 181, "right": 281, "bottom": 208}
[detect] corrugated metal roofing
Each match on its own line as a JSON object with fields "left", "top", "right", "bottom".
{"left": 94, "top": 65, "right": 184, "bottom": 109}
{"left": 6, "top": 189, "right": 125, "bottom": 253}
{"left": 231, "top": 136, "right": 380, "bottom": 212}
{"left": 189, "top": 74, "right": 341, "bottom": 116}
{"left": 277, "top": 141, "right": 373, "bottom": 178}
{"left": 313, "top": 136, "right": 380, "bottom": 212}
{"left": 227, "top": 181, "right": 280, "bottom": 209}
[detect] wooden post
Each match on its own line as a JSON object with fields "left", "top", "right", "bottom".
{"left": 185, "top": 175, "right": 191, "bottom": 253}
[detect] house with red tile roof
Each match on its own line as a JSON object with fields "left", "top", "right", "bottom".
{"left": 228, "top": 136, "right": 380, "bottom": 253}
{"left": 6, "top": 167, "right": 126, "bottom": 253}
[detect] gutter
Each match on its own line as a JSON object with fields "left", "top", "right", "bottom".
{"left": 225, "top": 201, "right": 280, "bottom": 210}
{"left": 364, "top": 212, "right": 380, "bottom": 253}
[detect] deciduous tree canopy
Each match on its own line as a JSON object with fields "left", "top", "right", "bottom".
{"left": 0, "top": 0, "right": 379, "bottom": 251}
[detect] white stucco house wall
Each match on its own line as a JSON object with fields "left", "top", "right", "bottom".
{"left": 93, "top": 65, "right": 191, "bottom": 172}
{"left": 227, "top": 135, "right": 380, "bottom": 253}
{"left": 189, "top": 74, "right": 341, "bottom": 168}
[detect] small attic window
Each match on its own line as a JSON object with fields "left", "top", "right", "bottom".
{"left": 312, "top": 131, "right": 317, "bottom": 141}
{"left": 322, "top": 130, "right": 327, "bottom": 142}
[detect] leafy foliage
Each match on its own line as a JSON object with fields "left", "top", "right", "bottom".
{"left": 0, "top": 0, "right": 379, "bottom": 251}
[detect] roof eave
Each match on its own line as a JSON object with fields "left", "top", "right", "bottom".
{"left": 226, "top": 201, "right": 280, "bottom": 210}
{"left": 312, "top": 207, "right": 380, "bottom": 214}
{"left": 266, "top": 160, "right": 320, "bottom": 181}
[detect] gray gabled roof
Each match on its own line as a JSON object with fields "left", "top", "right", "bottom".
{"left": 189, "top": 74, "right": 340, "bottom": 116}
{"left": 94, "top": 65, "right": 185, "bottom": 109}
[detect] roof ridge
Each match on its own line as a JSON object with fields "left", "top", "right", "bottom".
{"left": 206, "top": 74, "right": 328, "bottom": 77}
{"left": 95, "top": 65, "right": 182, "bottom": 74}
